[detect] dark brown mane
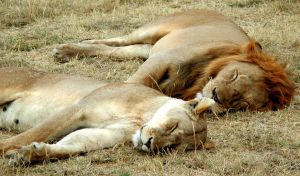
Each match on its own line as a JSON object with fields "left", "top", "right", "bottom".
{"left": 182, "top": 41, "right": 295, "bottom": 110}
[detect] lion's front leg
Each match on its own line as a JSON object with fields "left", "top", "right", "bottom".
{"left": 53, "top": 43, "right": 151, "bottom": 63}
{"left": 79, "top": 36, "right": 131, "bottom": 46}
{"left": 6, "top": 128, "right": 127, "bottom": 165}
{"left": 126, "top": 54, "right": 173, "bottom": 91}
{"left": 53, "top": 43, "right": 103, "bottom": 63}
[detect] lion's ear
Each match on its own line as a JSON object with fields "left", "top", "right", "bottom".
{"left": 244, "top": 40, "right": 262, "bottom": 54}
{"left": 185, "top": 97, "right": 215, "bottom": 116}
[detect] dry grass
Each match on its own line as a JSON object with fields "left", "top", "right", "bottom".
{"left": 0, "top": 0, "right": 299, "bottom": 175}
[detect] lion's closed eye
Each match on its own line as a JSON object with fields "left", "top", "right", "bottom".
{"left": 230, "top": 69, "right": 239, "bottom": 82}
{"left": 166, "top": 122, "right": 178, "bottom": 134}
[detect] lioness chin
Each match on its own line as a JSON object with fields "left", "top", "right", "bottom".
{"left": 0, "top": 67, "right": 214, "bottom": 165}
{"left": 53, "top": 9, "right": 295, "bottom": 113}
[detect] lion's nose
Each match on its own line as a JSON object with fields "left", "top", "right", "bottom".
{"left": 212, "top": 87, "right": 221, "bottom": 104}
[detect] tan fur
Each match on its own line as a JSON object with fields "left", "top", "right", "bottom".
{"left": 53, "top": 9, "right": 295, "bottom": 113}
{"left": 0, "top": 67, "right": 214, "bottom": 165}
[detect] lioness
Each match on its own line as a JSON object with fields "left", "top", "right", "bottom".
{"left": 53, "top": 9, "right": 295, "bottom": 113}
{"left": 0, "top": 67, "right": 214, "bottom": 165}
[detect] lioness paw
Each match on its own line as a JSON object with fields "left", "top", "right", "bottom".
{"left": 6, "top": 142, "right": 47, "bottom": 166}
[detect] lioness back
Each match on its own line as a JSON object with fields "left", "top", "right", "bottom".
{"left": 0, "top": 67, "right": 107, "bottom": 131}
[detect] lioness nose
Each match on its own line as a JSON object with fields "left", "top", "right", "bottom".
{"left": 144, "top": 137, "right": 153, "bottom": 149}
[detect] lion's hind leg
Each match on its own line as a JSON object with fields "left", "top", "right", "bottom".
{"left": 6, "top": 128, "right": 126, "bottom": 165}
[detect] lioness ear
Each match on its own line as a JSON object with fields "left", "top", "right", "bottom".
{"left": 186, "top": 97, "right": 215, "bottom": 116}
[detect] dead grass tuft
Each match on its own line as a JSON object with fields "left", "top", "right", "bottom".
{"left": 0, "top": 0, "right": 148, "bottom": 28}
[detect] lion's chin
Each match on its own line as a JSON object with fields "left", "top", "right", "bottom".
{"left": 209, "top": 104, "right": 226, "bottom": 114}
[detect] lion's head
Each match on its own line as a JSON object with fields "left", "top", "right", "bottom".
{"left": 194, "top": 42, "right": 295, "bottom": 113}
{"left": 132, "top": 97, "right": 214, "bottom": 152}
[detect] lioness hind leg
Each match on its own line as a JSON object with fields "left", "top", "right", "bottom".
{"left": 53, "top": 43, "right": 152, "bottom": 63}
{"left": 6, "top": 128, "right": 125, "bottom": 165}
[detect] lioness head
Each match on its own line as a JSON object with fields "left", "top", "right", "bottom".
{"left": 132, "top": 97, "right": 214, "bottom": 152}
{"left": 200, "top": 42, "right": 295, "bottom": 113}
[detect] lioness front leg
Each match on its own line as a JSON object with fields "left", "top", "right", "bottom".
{"left": 6, "top": 128, "right": 126, "bottom": 165}
{"left": 53, "top": 43, "right": 152, "bottom": 63}
{"left": 0, "top": 106, "right": 83, "bottom": 154}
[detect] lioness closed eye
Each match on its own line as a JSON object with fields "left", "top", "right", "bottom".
{"left": 0, "top": 67, "right": 214, "bottom": 165}
{"left": 53, "top": 9, "right": 295, "bottom": 113}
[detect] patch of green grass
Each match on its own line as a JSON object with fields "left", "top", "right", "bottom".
{"left": 0, "top": 57, "right": 30, "bottom": 68}
{"left": 119, "top": 172, "right": 131, "bottom": 176}
{"left": 227, "top": 0, "right": 264, "bottom": 8}
{"left": 0, "top": 27, "right": 76, "bottom": 51}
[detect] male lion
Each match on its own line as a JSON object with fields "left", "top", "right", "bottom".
{"left": 0, "top": 67, "right": 214, "bottom": 165}
{"left": 53, "top": 9, "right": 295, "bottom": 113}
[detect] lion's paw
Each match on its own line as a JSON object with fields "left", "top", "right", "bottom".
{"left": 53, "top": 44, "right": 81, "bottom": 63}
{"left": 6, "top": 142, "right": 47, "bottom": 166}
